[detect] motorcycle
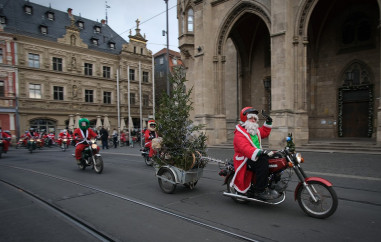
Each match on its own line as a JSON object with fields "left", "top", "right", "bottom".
{"left": 140, "top": 146, "right": 153, "bottom": 166}
{"left": 16, "top": 137, "right": 27, "bottom": 149}
{"left": 217, "top": 135, "right": 338, "bottom": 219}
{"left": 60, "top": 136, "right": 69, "bottom": 151}
{"left": 74, "top": 139, "right": 104, "bottom": 174}
{"left": 27, "top": 137, "right": 37, "bottom": 153}
{"left": 0, "top": 138, "right": 4, "bottom": 158}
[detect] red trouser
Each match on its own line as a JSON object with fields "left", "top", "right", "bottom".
{"left": 2, "top": 140, "right": 9, "bottom": 152}
{"left": 75, "top": 144, "right": 100, "bottom": 160}
{"left": 145, "top": 141, "right": 156, "bottom": 158}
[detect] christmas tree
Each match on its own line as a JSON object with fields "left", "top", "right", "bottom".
{"left": 154, "top": 67, "right": 207, "bottom": 170}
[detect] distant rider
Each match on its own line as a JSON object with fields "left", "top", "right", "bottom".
{"left": 144, "top": 120, "right": 158, "bottom": 158}
{"left": 73, "top": 118, "right": 99, "bottom": 165}
{"left": 0, "top": 127, "right": 11, "bottom": 153}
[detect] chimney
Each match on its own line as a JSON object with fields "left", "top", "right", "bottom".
{"left": 67, "top": 8, "right": 73, "bottom": 16}
{"left": 101, "top": 19, "right": 106, "bottom": 25}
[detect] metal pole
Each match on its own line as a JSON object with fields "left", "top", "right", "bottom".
{"left": 139, "top": 61, "right": 143, "bottom": 147}
{"left": 152, "top": 56, "right": 155, "bottom": 119}
{"left": 165, "top": 0, "right": 170, "bottom": 95}
{"left": 128, "top": 66, "right": 132, "bottom": 146}
{"left": 117, "top": 67, "right": 120, "bottom": 146}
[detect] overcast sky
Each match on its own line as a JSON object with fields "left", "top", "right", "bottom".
{"left": 30, "top": 0, "right": 180, "bottom": 54}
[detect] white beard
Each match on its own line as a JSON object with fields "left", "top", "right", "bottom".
{"left": 244, "top": 120, "right": 259, "bottom": 136}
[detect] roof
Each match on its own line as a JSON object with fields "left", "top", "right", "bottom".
{"left": 153, "top": 48, "right": 181, "bottom": 58}
{"left": 0, "top": 0, "right": 128, "bottom": 54}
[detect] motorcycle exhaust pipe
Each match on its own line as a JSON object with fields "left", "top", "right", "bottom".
{"left": 223, "top": 192, "right": 286, "bottom": 205}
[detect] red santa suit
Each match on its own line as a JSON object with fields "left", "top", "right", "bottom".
{"left": 58, "top": 131, "right": 71, "bottom": 146}
{"left": 73, "top": 128, "right": 99, "bottom": 160}
{"left": 0, "top": 131, "right": 11, "bottom": 152}
{"left": 231, "top": 123, "right": 272, "bottom": 193}
{"left": 144, "top": 120, "right": 158, "bottom": 158}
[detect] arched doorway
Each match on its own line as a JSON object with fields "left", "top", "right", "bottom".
{"left": 220, "top": 5, "right": 271, "bottom": 141}
{"left": 305, "top": 0, "right": 379, "bottom": 139}
{"left": 338, "top": 61, "right": 373, "bottom": 137}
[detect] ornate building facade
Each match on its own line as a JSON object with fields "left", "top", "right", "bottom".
{"left": 178, "top": 0, "right": 381, "bottom": 147}
{"left": 0, "top": 0, "right": 154, "bottom": 137}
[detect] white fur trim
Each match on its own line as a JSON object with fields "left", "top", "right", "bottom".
{"left": 230, "top": 157, "right": 250, "bottom": 193}
{"left": 235, "top": 155, "right": 244, "bottom": 161}
{"left": 264, "top": 122, "right": 272, "bottom": 128}
{"left": 252, "top": 149, "right": 260, "bottom": 161}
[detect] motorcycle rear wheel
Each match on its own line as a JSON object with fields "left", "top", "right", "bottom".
{"left": 296, "top": 180, "right": 338, "bottom": 219}
{"left": 158, "top": 168, "right": 176, "bottom": 194}
{"left": 226, "top": 176, "right": 249, "bottom": 204}
{"left": 93, "top": 156, "right": 104, "bottom": 174}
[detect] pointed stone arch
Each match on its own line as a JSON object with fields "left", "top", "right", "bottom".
{"left": 215, "top": 1, "right": 271, "bottom": 56}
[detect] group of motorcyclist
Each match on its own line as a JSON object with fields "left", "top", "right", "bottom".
{"left": 4, "top": 106, "right": 277, "bottom": 200}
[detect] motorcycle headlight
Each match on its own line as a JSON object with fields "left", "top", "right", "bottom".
{"left": 295, "top": 153, "right": 304, "bottom": 163}
{"left": 91, "top": 144, "right": 98, "bottom": 149}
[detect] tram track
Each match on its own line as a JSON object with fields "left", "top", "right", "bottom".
{"left": 0, "top": 164, "right": 266, "bottom": 242}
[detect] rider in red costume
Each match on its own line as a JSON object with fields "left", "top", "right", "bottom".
{"left": 73, "top": 118, "right": 99, "bottom": 165}
{"left": 0, "top": 127, "right": 11, "bottom": 153}
{"left": 232, "top": 107, "right": 278, "bottom": 200}
{"left": 144, "top": 120, "right": 158, "bottom": 158}
{"left": 58, "top": 129, "right": 71, "bottom": 146}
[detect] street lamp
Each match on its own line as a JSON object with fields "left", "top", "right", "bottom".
{"left": 164, "top": 0, "right": 170, "bottom": 95}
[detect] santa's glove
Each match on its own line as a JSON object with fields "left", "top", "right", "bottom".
{"left": 260, "top": 149, "right": 274, "bottom": 158}
{"left": 266, "top": 116, "right": 273, "bottom": 124}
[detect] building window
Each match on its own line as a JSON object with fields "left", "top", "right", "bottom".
{"left": 160, "top": 57, "right": 164, "bottom": 65}
{"left": 134, "top": 46, "right": 136, "bottom": 53}
{"left": 29, "top": 84, "right": 41, "bottom": 99}
{"left": 103, "top": 91, "right": 111, "bottom": 104}
{"left": 28, "top": 53, "right": 40, "bottom": 68}
{"left": 30, "top": 119, "right": 56, "bottom": 133}
{"left": 160, "top": 71, "right": 163, "bottom": 78}
{"left": 103, "top": 66, "right": 111, "bottom": 78}
{"left": 24, "top": 6, "right": 33, "bottom": 14}
{"left": 141, "top": 48, "right": 143, "bottom": 55}
{"left": 109, "top": 42, "right": 115, "bottom": 49}
{"left": 143, "top": 71, "right": 149, "bottom": 83}
{"left": 91, "top": 38, "right": 98, "bottom": 45}
{"left": 52, "top": 57, "right": 62, "bottom": 71}
{"left": 53, "top": 86, "right": 64, "bottom": 100}
{"left": 187, "top": 8, "right": 194, "bottom": 32}
{"left": 172, "top": 58, "right": 177, "bottom": 65}
{"left": 40, "top": 25, "right": 48, "bottom": 34}
{"left": 94, "top": 26, "right": 101, "bottom": 33}
{"left": 143, "top": 94, "right": 149, "bottom": 106}
{"left": 0, "top": 81, "right": 4, "bottom": 97}
{"left": 77, "top": 21, "right": 84, "bottom": 29}
{"left": 0, "top": 16, "right": 6, "bottom": 24}
{"left": 84, "top": 63, "right": 93, "bottom": 76}
{"left": 85, "top": 89, "right": 93, "bottom": 102}
{"left": 0, "top": 48, "right": 3, "bottom": 64}
{"left": 130, "top": 93, "right": 136, "bottom": 105}
{"left": 47, "top": 12, "right": 54, "bottom": 20}
{"left": 129, "top": 69, "right": 135, "bottom": 81}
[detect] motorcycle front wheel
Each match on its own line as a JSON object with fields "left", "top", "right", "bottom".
{"left": 145, "top": 156, "right": 153, "bottom": 166}
{"left": 296, "top": 180, "right": 338, "bottom": 219}
{"left": 226, "top": 176, "right": 249, "bottom": 204}
{"left": 158, "top": 168, "right": 176, "bottom": 194}
{"left": 93, "top": 156, "right": 104, "bottom": 174}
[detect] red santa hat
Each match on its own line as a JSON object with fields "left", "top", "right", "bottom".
{"left": 148, "top": 120, "right": 156, "bottom": 131}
